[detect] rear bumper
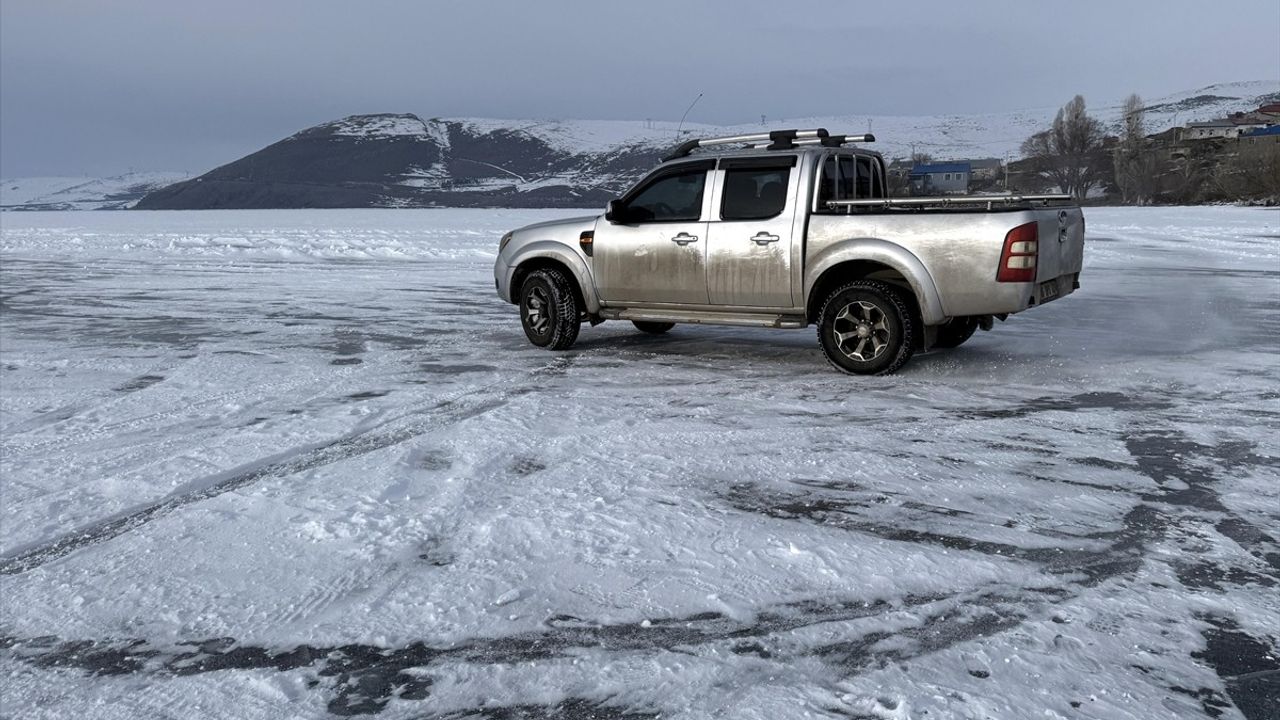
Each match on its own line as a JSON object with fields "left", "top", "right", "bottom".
{"left": 1033, "top": 272, "right": 1080, "bottom": 307}
{"left": 946, "top": 271, "right": 1079, "bottom": 320}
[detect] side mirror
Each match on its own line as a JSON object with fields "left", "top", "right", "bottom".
{"left": 605, "top": 199, "right": 625, "bottom": 224}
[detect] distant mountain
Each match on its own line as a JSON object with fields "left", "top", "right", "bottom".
{"left": 5, "top": 80, "right": 1275, "bottom": 211}
{"left": 1, "top": 172, "right": 190, "bottom": 211}
{"left": 135, "top": 114, "right": 664, "bottom": 210}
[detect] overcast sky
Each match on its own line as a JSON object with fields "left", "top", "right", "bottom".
{"left": 2, "top": 0, "right": 1277, "bottom": 177}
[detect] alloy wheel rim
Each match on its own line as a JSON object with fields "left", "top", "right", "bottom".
{"left": 524, "top": 286, "right": 550, "bottom": 335}
{"left": 833, "top": 300, "right": 891, "bottom": 362}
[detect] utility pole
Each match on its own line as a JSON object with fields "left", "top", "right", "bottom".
{"left": 1004, "top": 152, "right": 1010, "bottom": 189}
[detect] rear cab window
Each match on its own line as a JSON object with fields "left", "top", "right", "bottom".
{"left": 816, "top": 152, "right": 885, "bottom": 212}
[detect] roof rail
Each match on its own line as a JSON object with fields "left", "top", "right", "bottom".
{"left": 828, "top": 194, "right": 1072, "bottom": 211}
{"left": 665, "top": 128, "right": 864, "bottom": 161}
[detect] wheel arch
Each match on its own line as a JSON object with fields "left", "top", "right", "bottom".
{"left": 508, "top": 242, "right": 599, "bottom": 314}
{"left": 804, "top": 240, "right": 945, "bottom": 325}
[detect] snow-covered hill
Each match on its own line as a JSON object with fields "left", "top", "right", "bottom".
{"left": 1, "top": 172, "right": 191, "bottom": 211}
{"left": 460, "top": 80, "right": 1280, "bottom": 166}
{"left": 6, "top": 81, "right": 1276, "bottom": 211}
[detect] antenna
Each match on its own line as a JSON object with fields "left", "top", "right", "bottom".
{"left": 676, "top": 93, "right": 703, "bottom": 137}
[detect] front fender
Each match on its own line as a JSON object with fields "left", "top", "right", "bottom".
{"left": 501, "top": 240, "right": 601, "bottom": 314}
{"left": 805, "top": 238, "right": 946, "bottom": 325}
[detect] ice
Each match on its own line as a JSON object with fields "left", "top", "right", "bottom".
{"left": 1, "top": 206, "right": 1277, "bottom": 719}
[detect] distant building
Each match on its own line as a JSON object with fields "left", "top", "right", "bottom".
{"left": 1226, "top": 111, "right": 1272, "bottom": 134}
{"left": 964, "top": 158, "right": 1003, "bottom": 181}
{"left": 909, "top": 162, "right": 971, "bottom": 194}
{"left": 1258, "top": 102, "right": 1280, "bottom": 116}
{"left": 1239, "top": 125, "right": 1280, "bottom": 153}
{"left": 1182, "top": 120, "right": 1240, "bottom": 140}
{"left": 886, "top": 158, "right": 914, "bottom": 178}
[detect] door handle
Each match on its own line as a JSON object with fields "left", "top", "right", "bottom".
{"left": 671, "top": 232, "right": 698, "bottom": 245}
{"left": 751, "top": 232, "right": 780, "bottom": 245}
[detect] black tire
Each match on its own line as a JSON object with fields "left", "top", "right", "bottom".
{"left": 933, "top": 317, "right": 979, "bottom": 349}
{"left": 632, "top": 321, "right": 675, "bottom": 334}
{"left": 519, "top": 268, "right": 581, "bottom": 350}
{"left": 817, "top": 280, "right": 915, "bottom": 375}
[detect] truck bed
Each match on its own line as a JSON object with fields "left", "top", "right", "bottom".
{"left": 806, "top": 201, "right": 1085, "bottom": 319}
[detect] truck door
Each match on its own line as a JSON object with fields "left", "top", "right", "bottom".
{"left": 593, "top": 160, "right": 713, "bottom": 306}
{"left": 704, "top": 155, "right": 799, "bottom": 307}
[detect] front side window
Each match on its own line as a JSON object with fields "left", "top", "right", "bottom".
{"left": 721, "top": 167, "right": 790, "bottom": 221}
{"left": 625, "top": 169, "right": 706, "bottom": 222}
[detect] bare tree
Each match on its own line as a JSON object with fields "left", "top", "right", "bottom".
{"left": 1214, "top": 145, "right": 1280, "bottom": 202}
{"left": 1020, "top": 95, "right": 1106, "bottom": 201}
{"left": 1113, "top": 94, "right": 1159, "bottom": 204}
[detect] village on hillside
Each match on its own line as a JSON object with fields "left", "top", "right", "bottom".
{"left": 888, "top": 100, "right": 1280, "bottom": 203}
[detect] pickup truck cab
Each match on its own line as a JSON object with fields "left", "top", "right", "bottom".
{"left": 494, "top": 128, "right": 1084, "bottom": 374}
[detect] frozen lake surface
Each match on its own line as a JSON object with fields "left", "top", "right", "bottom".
{"left": 1, "top": 207, "right": 1277, "bottom": 719}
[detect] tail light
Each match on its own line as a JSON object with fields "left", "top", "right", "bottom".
{"left": 997, "top": 222, "right": 1038, "bottom": 283}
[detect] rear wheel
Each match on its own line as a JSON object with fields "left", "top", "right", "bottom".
{"left": 632, "top": 321, "right": 675, "bottom": 334}
{"left": 933, "top": 317, "right": 979, "bottom": 349}
{"left": 817, "top": 280, "right": 914, "bottom": 375}
{"left": 519, "top": 268, "right": 581, "bottom": 350}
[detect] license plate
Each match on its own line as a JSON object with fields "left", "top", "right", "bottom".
{"left": 1039, "top": 279, "right": 1061, "bottom": 301}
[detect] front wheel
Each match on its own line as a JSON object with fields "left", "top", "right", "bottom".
{"left": 817, "top": 280, "right": 915, "bottom": 375}
{"left": 632, "top": 321, "right": 675, "bottom": 334}
{"left": 519, "top": 269, "right": 581, "bottom": 350}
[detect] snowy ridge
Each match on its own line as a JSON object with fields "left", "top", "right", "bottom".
{"left": 450, "top": 79, "right": 1279, "bottom": 164}
{"left": 1, "top": 172, "right": 190, "bottom": 211}
{"left": 8, "top": 80, "right": 1275, "bottom": 211}
{"left": 313, "top": 113, "right": 436, "bottom": 140}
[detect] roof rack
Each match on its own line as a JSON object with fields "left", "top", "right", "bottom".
{"left": 663, "top": 128, "right": 875, "bottom": 161}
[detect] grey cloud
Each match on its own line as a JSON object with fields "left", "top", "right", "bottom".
{"left": 2, "top": 0, "right": 1277, "bottom": 176}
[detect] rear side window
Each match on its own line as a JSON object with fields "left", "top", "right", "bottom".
{"left": 626, "top": 168, "right": 707, "bottom": 222}
{"left": 721, "top": 167, "right": 790, "bottom": 221}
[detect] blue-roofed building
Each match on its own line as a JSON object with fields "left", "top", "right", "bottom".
{"left": 1239, "top": 124, "right": 1280, "bottom": 156}
{"left": 1240, "top": 125, "right": 1280, "bottom": 139}
{"left": 909, "top": 162, "right": 972, "bottom": 195}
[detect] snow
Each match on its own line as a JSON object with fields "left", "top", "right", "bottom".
{"left": 320, "top": 114, "right": 436, "bottom": 140}
{"left": 4, "top": 81, "right": 1274, "bottom": 214}
{"left": 1, "top": 207, "right": 1278, "bottom": 719}
{"left": 0, "top": 172, "right": 189, "bottom": 211}
{"left": 451, "top": 79, "right": 1279, "bottom": 164}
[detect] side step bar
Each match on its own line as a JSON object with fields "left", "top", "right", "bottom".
{"left": 599, "top": 307, "right": 807, "bottom": 329}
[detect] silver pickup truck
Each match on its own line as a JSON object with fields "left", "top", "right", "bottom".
{"left": 494, "top": 128, "right": 1084, "bottom": 374}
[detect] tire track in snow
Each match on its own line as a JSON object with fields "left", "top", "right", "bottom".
{"left": 0, "top": 356, "right": 577, "bottom": 576}
{"left": 0, "top": 581, "right": 1061, "bottom": 717}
